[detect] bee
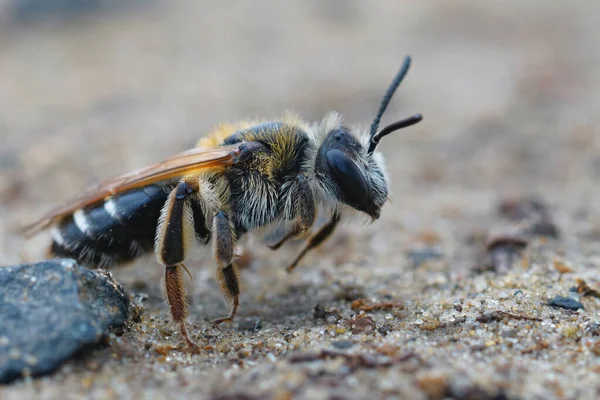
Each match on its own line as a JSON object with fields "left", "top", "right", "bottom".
{"left": 24, "top": 56, "right": 422, "bottom": 351}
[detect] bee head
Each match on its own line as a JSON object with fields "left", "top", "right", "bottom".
{"left": 315, "top": 55, "right": 422, "bottom": 219}
{"left": 315, "top": 126, "right": 388, "bottom": 219}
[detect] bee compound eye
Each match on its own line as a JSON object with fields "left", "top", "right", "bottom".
{"left": 325, "top": 149, "right": 370, "bottom": 211}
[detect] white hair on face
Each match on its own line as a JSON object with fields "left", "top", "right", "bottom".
{"left": 354, "top": 124, "right": 391, "bottom": 192}
{"left": 317, "top": 111, "right": 343, "bottom": 140}
{"left": 371, "top": 150, "right": 389, "bottom": 187}
{"left": 357, "top": 126, "right": 372, "bottom": 149}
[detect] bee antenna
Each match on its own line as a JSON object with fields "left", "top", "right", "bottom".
{"left": 368, "top": 55, "right": 422, "bottom": 154}
{"left": 368, "top": 114, "right": 422, "bottom": 154}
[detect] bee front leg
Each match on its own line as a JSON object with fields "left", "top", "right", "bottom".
{"left": 286, "top": 212, "right": 340, "bottom": 272}
{"left": 211, "top": 210, "right": 240, "bottom": 329}
{"left": 269, "top": 174, "right": 317, "bottom": 251}
{"left": 156, "top": 179, "right": 200, "bottom": 352}
{"left": 266, "top": 225, "right": 303, "bottom": 251}
{"left": 277, "top": 174, "right": 342, "bottom": 271}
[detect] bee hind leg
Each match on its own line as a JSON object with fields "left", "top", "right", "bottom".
{"left": 211, "top": 210, "right": 240, "bottom": 329}
{"left": 163, "top": 264, "right": 197, "bottom": 351}
{"left": 156, "top": 179, "right": 202, "bottom": 352}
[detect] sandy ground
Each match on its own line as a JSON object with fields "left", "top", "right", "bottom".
{"left": 1, "top": 1, "right": 600, "bottom": 399}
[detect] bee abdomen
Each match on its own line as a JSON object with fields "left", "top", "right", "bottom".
{"left": 50, "top": 184, "right": 172, "bottom": 268}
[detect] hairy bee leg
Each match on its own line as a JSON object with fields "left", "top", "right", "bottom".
{"left": 156, "top": 179, "right": 200, "bottom": 351}
{"left": 211, "top": 210, "right": 240, "bottom": 328}
{"left": 213, "top": 263, "right": 240, "bottom": 328}
{"left": 164, "top": 264, "right": 197, "bottom": 351}
{"left": 267, "top": 225, "right": 302, "bottom": 250}
{"left": 286, "top": 213, "right": 341, "bottom": 272}
{"left": 269, "top": 174, "right": 317, "bottom": 251}
{"left": 293, "top": 175, "right": 316, "bottom": 231}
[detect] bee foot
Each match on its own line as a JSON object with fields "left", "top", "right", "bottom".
{"left": 179, "top": 321, "right": 200, "bottom": 353}
{"left": 211, "top": 317, "right": 233, "bottom": 330}
{"left": 212, "top": 297, "right": 239, "bottom": 330}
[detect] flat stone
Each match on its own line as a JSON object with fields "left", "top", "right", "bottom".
{"left": 331, "top": 340, "right": 354, "bottom": 350}
{"left": 548, "top": 295, "right": 584, "bottom": 311}
{"left": 0, "top": 259, "right": 129, "bottom": 383}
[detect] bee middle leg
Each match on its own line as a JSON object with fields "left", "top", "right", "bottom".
{"left": 211, "top": 210, "right": 240, "bottom": 328}
{"left": 156, "top": 179, "right": 203, "bottom": 351}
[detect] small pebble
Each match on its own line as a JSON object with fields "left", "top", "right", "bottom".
{"left": 592, "top": 343, "right": 600, "bottom": 356}
{"left": 553, "top": 260, "right": 573, "bottom": 274}
{"left": 377, "top": 324, "right": 392, "bottom": 336}
{"left": 419, "top": 319, "right": 441, "bottom": 331}
{"left": 238, "top": 347, "right": 252, "bottom": 358}
{"left": 417, "top": 372, "right": 448, "bottom": 400}
{"left": 238, "top": 319, "right": 262, "bottom": 332}
{"left": 585, "top": 322, "right": 600, "bottom": 336}
{"left": 548, "top": 296, "right": 584, "bottom": 311}
{"left": 335, "top": 327, "right": 347, "bottom": 335}
{"left": 350, "top": 316, "right": 376, "bottom": 333}
{"left": 313, "top": 304, "right": 327, "bottom": 319}
{"left": 331, "top": 340, "right": 354, "bottom": 350}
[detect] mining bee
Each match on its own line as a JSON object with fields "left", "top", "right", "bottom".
{"left": 24, "top": 56, "right": 422, "bottom": 351}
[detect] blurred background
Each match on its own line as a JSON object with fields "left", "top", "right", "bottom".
{"left": 1, "top": 1, "right": 599, "bottom": 267}
{"left": 1, "top": 1, "right": 600, "bottom": 397}
{"left": 1, "top": 1, "right": 600, "bottom": 265}
{"left": 0, "top": 0, "right": 599, "bottom": 277}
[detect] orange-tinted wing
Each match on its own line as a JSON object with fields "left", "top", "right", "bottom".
{"left": 23, "top": 144, "right": 244, "bottom": 236}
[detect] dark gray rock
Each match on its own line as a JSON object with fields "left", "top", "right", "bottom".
{"left": 0, "top": 259, "right": 129, "bottom": 384}
{"left": 548, "top": 295, "right": 584, "bottom": 311}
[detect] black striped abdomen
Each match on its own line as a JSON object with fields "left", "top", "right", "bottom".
{"left": 50, "top": 184, "right": 172, "bottom": 268}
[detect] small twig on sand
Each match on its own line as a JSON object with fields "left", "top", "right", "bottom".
{"left": 288, "top": 349, "right": 423, "bottom": 370}
{"left": 477, "top": 310, "right": 542, "bottom": 323}
{"left": 350, "top": 299, "right": 404, "bottom": 312}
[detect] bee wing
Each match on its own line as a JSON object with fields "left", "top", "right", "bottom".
{"left": 23, "top": 144, "right": 244, "bottom": 236}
